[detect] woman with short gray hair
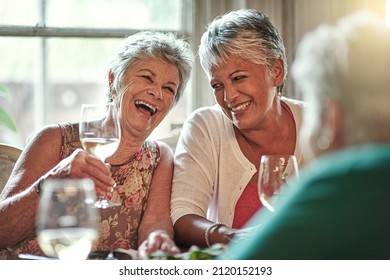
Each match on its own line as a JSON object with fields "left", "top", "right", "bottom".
{"left": 171, "top": 9, "right": 306, "bottom": 248}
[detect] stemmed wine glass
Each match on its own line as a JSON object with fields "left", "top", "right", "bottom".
{"left": 258, "top": 155, "right": 299, "bottom": 213}
{"left": 79, "top": 102, "right": 121, "bottom": 208}
{"left": 36, "top": 179, "right": 99, "bottom": 260}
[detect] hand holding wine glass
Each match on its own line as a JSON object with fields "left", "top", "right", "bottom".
{"left": 258, "top": 155, "right": 299, "bottom": 213}
{"left": 36, "top": 179, "right": 99, "bottom": 260}
{"left": 79, "top": 102, "right": 121, "bottom": 208}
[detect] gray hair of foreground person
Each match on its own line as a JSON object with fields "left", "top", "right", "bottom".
{"left": 198, "top": 8, "right": 288, "bottom": 94}
{"left": 292, "top": 10, "right": 390, "bottom": 157}
{"left": 108, "top": 31, "right": 194, "bottom": 104}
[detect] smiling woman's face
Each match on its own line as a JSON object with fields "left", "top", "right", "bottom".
{"left": 115, "top": 58, "right": 180, "bottom": 138}
{"left": 209, "top": 56, "right": 283, "bottom": 130}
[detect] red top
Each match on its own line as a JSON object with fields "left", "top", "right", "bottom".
{"left": 232, "top": 182, "right": 263, "bottom": 229}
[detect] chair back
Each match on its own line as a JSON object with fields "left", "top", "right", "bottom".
{"left": 0, "top": 143, "right": 22, "bottom": 193}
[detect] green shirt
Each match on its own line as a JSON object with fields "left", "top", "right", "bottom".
{"left": 219, "top": 144, "right": 390, "bottom": 260}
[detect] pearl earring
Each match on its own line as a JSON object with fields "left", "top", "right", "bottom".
{"left": 317, "top": 135, "right": 330, "bottom": 150}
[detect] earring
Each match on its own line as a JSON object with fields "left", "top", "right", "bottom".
{"left": 317, "top": 135, "right": 330, "bottom": 150}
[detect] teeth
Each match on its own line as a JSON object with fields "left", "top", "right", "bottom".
{"left": 231, "top": 101, "right": 250, "bottom": 112}
{"left": 135, "top": 100, "right": 157, "bottom": 115}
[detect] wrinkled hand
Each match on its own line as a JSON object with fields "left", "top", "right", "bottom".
{"left": 49, "top": 148, "right": 115, "bottom": 196}
{"left": 137, "top": 230, "right": 180, "bottom": 260}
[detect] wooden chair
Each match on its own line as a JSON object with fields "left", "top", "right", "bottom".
{"left": 0, "top": 143, "right": 22, "bottom": 193}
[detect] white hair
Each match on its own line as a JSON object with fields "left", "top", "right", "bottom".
{"left": 198, "top": 9, "right": 288, "bottom": 94}
{"left": 292, "top": 10, "right": 390, "bottom": 146}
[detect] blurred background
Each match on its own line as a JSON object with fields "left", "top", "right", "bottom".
{"left": 0, "top": 0, "right": 387, "bottom": 148}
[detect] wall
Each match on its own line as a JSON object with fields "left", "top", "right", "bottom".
{"left": 191, "top": 0, "right": 386, "bottom": 101}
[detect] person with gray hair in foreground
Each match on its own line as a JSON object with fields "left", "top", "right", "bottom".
{"left": 218, "top": 10, "right": 390, "bottom": 259}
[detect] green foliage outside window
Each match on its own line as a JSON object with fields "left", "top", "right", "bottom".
{"left": 0, "top": 85, "right": 17, "bottom": 133}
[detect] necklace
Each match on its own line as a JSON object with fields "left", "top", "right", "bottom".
{"left": 109, "top": 150, "right": 140, "bottom": 167}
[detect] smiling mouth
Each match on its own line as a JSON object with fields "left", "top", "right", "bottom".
{"left": 231, "top": 101, "right": 251, "bottom": 112}
{"left": 135, "top": 100, "right": 157, "bottom": 116}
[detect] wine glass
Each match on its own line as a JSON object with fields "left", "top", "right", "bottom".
{"left": 79, "top": 102, "right": 121, "bottom": 208}
{"left": 258, "top": 155, "right": 299, "bottom": 213}
{"left": 36, "top": 179, "right": 99, "bottom": 260}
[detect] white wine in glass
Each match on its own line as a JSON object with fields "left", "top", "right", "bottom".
{"left": 258, "top": 155, "right": 299, "bottom": 213}
{"left": 36, "top": 179, "right": 99, "bottom": 260}
{"left": 79, "top": 138, "right": 119, "bottom": 161}
{"left": 79, "top": 102, "right": 121, "bottom": 208}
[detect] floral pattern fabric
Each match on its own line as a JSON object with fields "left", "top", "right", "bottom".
{"left": 0, "top": 122, "right": 160, "bottom": 259}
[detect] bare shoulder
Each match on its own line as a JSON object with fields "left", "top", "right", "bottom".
{"left": 22, "top": 124, "right": 63, "bottom": 162}
{"left": 156, "top": 140, "right": 174, "bottom": 160}
{"left": 7, "top": 124, "right": 64, "bottom": 193}
{"left": 150, "top": 140, "right": 174, "bottom": 186}
{"left": 33, "top": 123, "right": 62, "bottom": 139}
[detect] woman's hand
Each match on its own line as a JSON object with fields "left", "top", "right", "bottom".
{"left": 137, "top": 230, "right": 180, "bottom": 259}
{"left": 47, "top": 148, "right": 115, "bottom": 196}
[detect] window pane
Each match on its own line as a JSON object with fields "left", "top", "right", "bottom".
{"left": 45, "top": 38, "right": 116, "bottom": 125}
{"left": 46, "top": 0, "right": 182, "bottom": 30}
{"left": 0, "top": 37, "right": 37, "bottom": 146}
{"left": 0, "top": 0, "right": 182, "bottom": 30}
{"left": 0, "top": 0, "right": 40, "bottom": 25}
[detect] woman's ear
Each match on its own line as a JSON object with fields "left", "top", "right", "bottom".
{"left": 317, "top": 98, "right": 343, "bottom": 152}
{"left": 272, "top": 58, "right": 284, "bottom": 87}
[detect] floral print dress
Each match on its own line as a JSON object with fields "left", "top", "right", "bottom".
{"left": 0, "top": 122, "right": 160, "bottom": 259}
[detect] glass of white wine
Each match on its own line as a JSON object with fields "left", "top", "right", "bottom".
{"left": 258, "top": 155, "right": 299, "bottom": 213}
{"left": 36, "top": 178, "right": 99, "bottom": 260}
{"left": 79, "top": 102, "right": 121, "bottom": 208}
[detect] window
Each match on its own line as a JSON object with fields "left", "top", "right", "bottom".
{"left": 0, "top": 0, "right": 189, "bottom": 147}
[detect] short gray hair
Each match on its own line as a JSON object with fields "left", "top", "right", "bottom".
{"left": 198, "top": 9, "right": 287, "bottom": 94}
{"left": 292, "top": 11, "right": 390, "bottom": 145}
{"left": 108, "top": 31, "right": 193, "bottom": 104}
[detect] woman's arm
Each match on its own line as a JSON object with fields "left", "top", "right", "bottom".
{"left": 137, "top": 141, "right": 179, "bottom": 257}
{"left": 0, "top": 125, "right": 63, "bottom": 247}
{"left": 0, "top": 124, "right": 114, "bottom": 248}
{"left": 174, "top": 214, "right": 236, "bottom": 248}
{"left": 170, "top": 110, "right": 222, "bottom": 247}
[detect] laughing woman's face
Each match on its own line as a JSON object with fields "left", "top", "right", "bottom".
{"left": 116, "top": 58, "right": 180, "bottom": 139}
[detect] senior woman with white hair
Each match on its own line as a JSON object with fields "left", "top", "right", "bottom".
{"left": 0, "top": 31, "right": 193, "bottom": 259}
{"left": 218, "top": 10, "right": 390, "bottom": 259}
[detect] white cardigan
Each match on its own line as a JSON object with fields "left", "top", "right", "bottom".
{"left": 170, "top": 97, "right": 306, "bottom": 227}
